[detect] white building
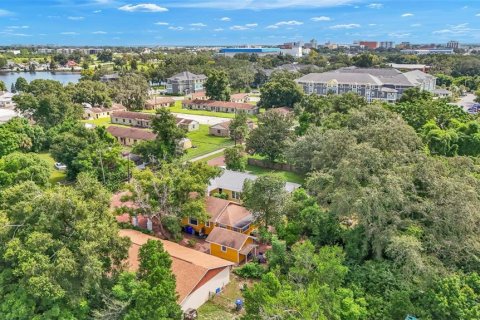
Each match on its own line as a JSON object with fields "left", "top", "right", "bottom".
{"left": 0, "top": 92, "right": 16, "bottom": 108}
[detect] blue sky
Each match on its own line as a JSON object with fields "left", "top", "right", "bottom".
{"left": 1, "top": 0, "right": 480, "bottom": 46}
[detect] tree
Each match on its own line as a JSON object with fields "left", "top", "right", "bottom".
{"left": 224, "top": 145, "right": 247, "bottom": 171}
{"left": 244, "top": 243, "right": 367, "bottom": 320}
{"left": 97, "top": 50, "right": 113, "bottom": 62}
{"left": 133, "top": 108, "right": 186, "bottom": 163}
{"left": 399, "top": 87, "right": 433, "bottom": 103}
{"left": 0, "top": 117, "right": 46, "bottom": 157}
{"left": 107, "top": 240, "right": 182, "bottom": 320}
{"left": 0, "top": 56, "right": 7, "bottom": 69}
{"left": 424, "top": 273, "right": 480, "bottom": 320}
{"left": 205, "top": 69, "right": 231, "bottom": 101}
{"left": 352, "top": 53, "right": 382, "bottom": 68}
{"left": 111, "top": 73, "right": 149, "bottom": 110}
{"left": 475, "top": 89, "right": 480, "bottom": 103}
{"left": 50, "top": 123, "right": 128, "bottom": 187}
{"left": 0, "top": 174, "right": 129, "bottom": 319}
{"left": 124, "top": 162, "right": 219, "bottom": 239}
{"left": 229, "top": 111, "right": 249, "bottom": 145}
{"left": 0, "top": 152, "right": 50, "bottom": 189}
{"left": 0, "top": 80, "right": 6, "bottom": 91}
{"left": 242, "top": 175, "right": 288, "bottom": 229}
{"left": 69, "top": 80, "right": 112, "bottom": 107}
{"left": 258, "top": 73, "right": 303, "bottom": 109}
{"left": 246, "top": 110, "right": 294, "bottom": 162}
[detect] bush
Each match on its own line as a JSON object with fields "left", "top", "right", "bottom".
{"left": 187, "top": 239, "right": 197, "bottom": 248}
{"left": 234, "top": 263, "right": 265, "bottom": 279}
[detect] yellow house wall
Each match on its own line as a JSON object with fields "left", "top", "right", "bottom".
{"left": 210, "top": 243, "right": 240, "bottom": 264}
{"left": 209, "top": 188, "right": 241, "bottom": 203}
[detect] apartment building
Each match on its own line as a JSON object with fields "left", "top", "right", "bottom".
{"left": 166, "top": 71, "right": 207, "bottom": 95}
{"left": 296, "top": 67, "right": 436, "bottom": 102}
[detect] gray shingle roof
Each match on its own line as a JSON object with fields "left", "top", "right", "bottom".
{"left": 296, "top": 72, "right": 383, "bottom": 85}
{"left": 168, "top": 71, "right": 207, "bottom": 81}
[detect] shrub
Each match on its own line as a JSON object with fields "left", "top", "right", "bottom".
{"left": 234, "top": 263, "right": 265, "bottom": 279}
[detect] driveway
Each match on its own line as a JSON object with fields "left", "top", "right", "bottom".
{"left": 452, "top": 93, "right": 477, "bottom": 111}
{"left": 173, "top": 113, "right": 230, "bottom": 125}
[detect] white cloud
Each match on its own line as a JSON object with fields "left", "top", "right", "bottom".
{"left": 389, "top": 32, "right": 410, "bottom": 38}
{"left": 368, "top": 23, "right": 377, "bottom": 26}
{"left": 68, "top": 16, "right": 85, "bottom": 21}
{"left": 329, "top": 23, "right": 360, "bottom": 29}
{"left": 168, "top": 0, "right": 356, "bottom": 10}
{"left": 275, "top": 20, "right": 303, "bottom": 26}
{"left": 168, "top": 26, "right": 184, "bottom": 31}
{"left": 61, "top": 32, "right": 79, "bottom": 35}
{"left": 155, "top": 22, "right": 169, "bottom": 25}
{"left": 93, "top": 10, "right": 102, "bottom": 13}
{"left": 367, "top": 3, "right": 383, "bottom": 9}
{"left": 119, "top": 4, "right": 168, "bottom": 12}
{"left": 230, "top": 25, "right": 249, "bottom": 30}
{"left": 214, "top": 28, "right": 224, "bottom": 31}
{"left": 311, "top": 16, "right": 331, "bottom": 21}
{"left": 220, "top": 17, "right": 231, "bottom": 21}
{"left": 0, "top": 9, "right": 12, "bottom": 16}
{"left": 476, "top": 13, "right": 480, "bottom": 17}
{"left": 190, "top": 23, "right": 207, "bottom": 27}
{"left": 266, "top": 25, "right": 279, "bottom": 29}
{"left": 245, "top": 23, "right": 258, "bottom": 27}
{"left": 6, "top": 25, "right": 29, "bottom": 29}
{"left": 410, "top": 23, "right": 421, "bottom": 27}
{"left": 433, "top": 23, "right": 479, "bottom": 35}
{"left": 401, "top": 13, "right": 414, "bottom": 17}
{"left": 92, "top": 31, "right": 107, "bottom": 34}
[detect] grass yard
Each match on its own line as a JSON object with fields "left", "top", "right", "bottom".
{"left": 82, "top": 117, "right": 111, "bottom": 127}
{"left": 197, "top": 275, "right": 251, "bottom": 320}
{"left": 246, "top": 163, "right": 305, "bottom": 184}
{"left": 184, "top": 125, "right": 234, "bottom": 161}
{"left": 37, "top": 152, "right": 66, "bottom": 185}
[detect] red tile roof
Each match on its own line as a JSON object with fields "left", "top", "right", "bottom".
{"left": 120, "top": 229, "right": 234, "bottom": 304}
{"left": 112, "top": 111, "right": 155, "bottom": 121}
{"left": 183, "top": 99, "right": 258, "bottom": 111}
{"left": 107, "top": 126, "right": 156, "bottom": 141}
{"left": 89, "top": 103, "right": 126, "bottom": 114}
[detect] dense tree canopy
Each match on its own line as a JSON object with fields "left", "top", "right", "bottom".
{"left": 205, "top": 69, "right": 231, "bottom": 101}
{"left": 258, "top": 72, "right": 303, "bottom": 109}
{"left": 0, "top": 174, "right": 129, "bottom": 319}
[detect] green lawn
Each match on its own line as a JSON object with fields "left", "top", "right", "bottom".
{"left": 245, "top": 163, "right": 305, "bottom": 184}
{"left": 82, "top": 117, "right": 111, "bottom": 127}
{"left": 37, "top": 152, "right": 66, "bottom": 185}
{"left": 183, "top": 125, "right": 234, "bottom": 161}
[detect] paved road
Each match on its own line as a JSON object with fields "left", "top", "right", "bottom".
{"left": 452, "top": 93, "right": 477, "bottom": 111}
{"left": 173, "top": 113, "right": 230, "bottom": 125}
{"left": 0, "top": 108, "right": 18, "bottom": 123}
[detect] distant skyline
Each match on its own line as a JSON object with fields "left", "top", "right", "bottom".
{"left": 1, "top": 1, "right": 480, "bottom": 46}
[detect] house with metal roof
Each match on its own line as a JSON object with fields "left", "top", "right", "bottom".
{"left": 208, "top": 169, "right": 301, "bottom": 202}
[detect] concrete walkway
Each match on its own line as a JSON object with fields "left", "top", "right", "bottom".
{"left": 189, "top": 148, "right": 226, "bottom": 162}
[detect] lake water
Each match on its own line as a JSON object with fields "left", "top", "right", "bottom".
{"left": 0, "top": 72, "right": 81, "bottom": 90}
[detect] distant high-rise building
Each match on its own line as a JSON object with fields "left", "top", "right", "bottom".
{"left": 359, "top": 41, "right": 378, "bottom": 50}
{"left": 447, "top": 40, "right": 459, "bottom": 49}
{"left": 398, "top": 42, "right": 411, "bottom": 49}
{"left": 379, "top": 41, "right": 394, "bottom": 49}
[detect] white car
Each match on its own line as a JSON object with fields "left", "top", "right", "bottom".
{"left": 54, "top": 162, "right": 67, "bottom": 170}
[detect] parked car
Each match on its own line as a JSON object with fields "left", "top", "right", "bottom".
{"left": 54, "top": 162, "right": 67, "bottom": 170}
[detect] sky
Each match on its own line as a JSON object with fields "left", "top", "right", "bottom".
{"left": 0, "top": 0, "right": 480, "bottom": 46}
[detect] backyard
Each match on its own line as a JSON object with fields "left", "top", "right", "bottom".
{"left": 184, "top": 125, "right": 234, "bottom": 161}
{"left": 37, "top": 152, "right": 66, "bottom": 185}
{"left": 197, "top": 275, "right": 253, "bottom": 320}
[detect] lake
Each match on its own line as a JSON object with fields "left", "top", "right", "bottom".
{"left": 0, "top": 72, "right": 81, "bottom": 90}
